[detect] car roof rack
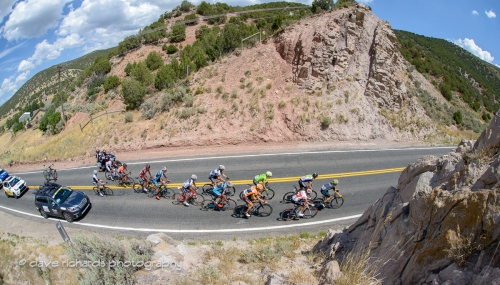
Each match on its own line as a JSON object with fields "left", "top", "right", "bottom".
{"left": 36, "top": 182, "right": 62, "bottom": 195}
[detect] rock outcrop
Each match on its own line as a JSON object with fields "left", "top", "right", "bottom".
{"left": 314, "top": 111, "right": 500, "bottom": 284}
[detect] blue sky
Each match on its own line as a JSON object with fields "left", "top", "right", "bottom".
{"left": 0, "top": 0, "right": 498, "bottom": 107}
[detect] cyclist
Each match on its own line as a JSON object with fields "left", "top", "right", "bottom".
{"left": 291, "top": 187, "right": 313, "bottom": 217}
{"left": 105, "top": 157, "right": 117, "bottom": 180}
{"left": 208, "top": 165, "right": 228, "bottom": 185}
{"left": 242, "top": 184, "right": 267, "bottom": 218}
{"left": 139, "top": 164, "right": 153, "bottom": 192}
{"left": 212, "top": 181, "right": 232, "bottom": 207}
{"left": 181, "top": 174, "right": 198, "bottom": 206}
{"left": 298, "top": 173, "right": 318, "bottom": 192}
{"left": 253, "top": 171, "right": 272, "bottom": 187}
{"left": 153, "top": 167, "right": 170, "bottom": 200}
{"left": 321, "top": 179, "right": 338, "bottom": 203}
{"left": 116, "top": 163, "right": 130, "bottom": 184}
{"left": 92, "top": 170, "right": 105, "bottom": 197}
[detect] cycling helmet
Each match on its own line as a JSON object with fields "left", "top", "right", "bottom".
{"left": 93, "top": 170, "right": 97, "bottom": 174}
{"left": 266, "top": 171, "right": 272, "bottom": 177}
{"left": 96, "top": 149, "right": 100, "bottom": 154}
{"left": 191, "top": 174, "right": 197, "bottom": 180}
{"left": 145, "top": 164, "right": 150, "bottom": 169}
{"left": 123, "top": 163, "right": 127, "bottom": 167}
{"left": 312, "top": 173, "right": 318, "bottom": 179}
{"left": 332, "top": 179, "right": 338, "bottom": 185}
{"left": 219, "top": 165, "right": 225, "bottom": 170}
{"left": 102, "top": 150, "right": 107, "bottom": 155}
{"left": 226, "top": 181, "right": 233, "bottom": 187}
{"left": 110, "top": 152, "right": 115, "bottom": 158}
{"left": 256, "top": 184, "right": 264, "bottom": 191}
{"left": 162, "top": 166, "right": 167, "bottom": 171}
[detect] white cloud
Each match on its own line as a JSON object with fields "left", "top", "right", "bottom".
{"left": 0, "top": 77, "right": 16, "bottom": 97}
{"left": 452, "top": 38, "right": 494, "bottom": 63}
{"left": 0, "top": 42, "right": 25, "bottom": 59}
{"left": 15, "top": 70, "right": 30, "bottom": 83}
{"left": 17, "top": 59, "right": 35, "bottom": 72}
{"left": 472, "top": 10, "right": 479, "bottom": 15}
{"left": 0, "top": 0, "right": 17, "bottom": 23}
{"left": 1, "top": 0, "right": 67, "bottom": 41}
{"left": 485, "top": 10, "right": 496, "bottom": 18}
{"left": 29, "top": 33, "right": 83, "bottom": 64}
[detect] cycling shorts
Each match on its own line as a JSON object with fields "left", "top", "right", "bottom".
{"left": 140, "top": 173, "right": 147, "bottom": 179}
{"left": 292, "top": 199, "right": 305, "bottom": 206}
{"left": 321, "top": 189, "right": 331, "bottom": 197}
{"left": 242, "top": 195, "right": 251, "bottom": 203}
{"left": 298, "top": 179, "right": 308, "bottom": 189}
{"left": 153, "top": 179, "right": 161, "bottom": 187}
{"left": 208, "top": 175, "right": 219, "bottom": 184}
{"left": 212, "top": 189, "right": 223, "bottom": 197}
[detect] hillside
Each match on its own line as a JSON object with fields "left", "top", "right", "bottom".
{"left": 0, "top": 3, "right": 497, "bottom": 166}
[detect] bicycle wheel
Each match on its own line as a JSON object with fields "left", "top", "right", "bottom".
{"left": 115, "top": 178, "right": 123, "bottom": 186}
{"left": 43, "top": 170, "right": 49, "bottom": 180}
{"left": 282, "top": 192, "right": 295, "bottom": 203}
{"left": 124, "top": 177, "right": 135, "bottom": 187}
{"left": 280, "top": 209, "right": 294, "bottom": 221}
{"left": 148, "top": 189, "right": 157, "bottom": 198}
{"left": 93, "top": 186, "right": 99, "bottom": 196}
{"left": 190, "top": 195, "right": 205, "bottom": 207}
{"left": 103, "top": 187, "right": 113, "bottom": 196}
{"left": 303, "top": 205, "right": 318, "bottom": 219}
{"left": 225, "top": 186, "right": 236, "bottom": 197}
{"left": 222, "top": 199, "right": 237, "bottom": 211}
{"left": 261, "top": 188, "right": 275, "bottom": 200}
{"left": 329, "top": 196, "right": 344, "bottom": 209}
{"left": 133, "top": 183, "right": 144, "bottom": 193}
{"left": 202, "top": 184, "right": 214, "bottom": 195}
{"left": 52, "top": 170, "right": 58, "bottom": 180}
{"left": 308, "top": 190, "right": 317, "bottom": 200}
{"left": 256, "top": 204, "right": 273, "bottom": 217}
{"left": 162, "top": 188, "right": 174, "bottom": 200}
{"left": 105, "top": 172, "right": 113, "bottom": 180}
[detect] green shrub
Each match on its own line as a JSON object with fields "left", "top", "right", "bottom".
{"left": 65, "top": 234, "right": 152, "bottom": 285}
{"left": 130, "top": 61, "right": 153, "bottom": 86}
{"left": 171, "top": 24, "right": 186, "bottom": 43}
{"left": 104, "top": 75, "right": 120, "bottom": 93}
{"left": 141, "top": 98, "right": 158, "bottom": 119}
{"left": 482, "top": 112, "right": 491, "bottom": 122}
{"left": 453, "top": 110, "right": 463, "bottom": 125}
{"left": 155, "top": 65, "right": 176, "bottom": 90}
{"left": 165, "top": 44, "right": 178, "bottom": 54}
{"left": 179, "top": 0, "right": 193, "bottom": 12}
{"left": 321, "top": 116, "right": 332, "bottom": 129}
{"left": 121, "top": 78, "right": 146, "bottom": 110}
{"left": 145, "top": 51, "right": 164, "bottom": 71}
{"left": 124, "top": 112, "right": 133, "bottom": 123}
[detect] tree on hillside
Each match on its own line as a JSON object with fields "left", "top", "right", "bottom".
{"left": 196, "top": 1, "right": 211, "bottom": 15}
{"left": 91, "top": 56, "right": 111, "bottom": 74}
{"left": 155, "top": 65, "right": 177, "bottom": 90}
{"left": 171, "top": 24, "right": 186, "bottom": 43}
{"left": 311, "top": 0, "right": 333, "bottom": 13}
{"left": 104, "top": 75, "right": 120, "bottom": 93}
{"left": 122, "top": 79, "right": 146, "bottom": 110}
{"left": 184, "top": 13, "right": 199, "bottom": 26}
{"left": 130, "top": 62, "right": 153, "bottom": 86}
{"left": 145, "top": 51, "right": 164, "bottom": 71}
{"left": 180, "top": 0, "right": 193, "bottom": 12}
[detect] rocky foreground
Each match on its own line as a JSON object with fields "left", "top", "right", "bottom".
{"left": 314, "top": 112, "right": 500, "bottom": 284}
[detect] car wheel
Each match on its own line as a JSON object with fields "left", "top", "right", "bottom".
{"left": 4, "top": 190, "right": 9, "bottom": 198}
{"left": 14, "top": 193, "right": 19, "bottom": 199}
{"left": 63, "top": 212, "right": 74, "bottom": 223}
{"left": 39, "top": 209, "right": 48, "bottom": 219}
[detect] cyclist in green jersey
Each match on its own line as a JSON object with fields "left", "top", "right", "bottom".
{"left": 253, "top": 171, "right": 272, "bottom": 188}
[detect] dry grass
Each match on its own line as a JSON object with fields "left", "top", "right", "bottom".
{"left": 335, "top": 248, "right": 382, "bottom": 285}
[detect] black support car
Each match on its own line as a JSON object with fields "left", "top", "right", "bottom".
{"left": 34, "top": 183, "right": 91, "bottom": 222}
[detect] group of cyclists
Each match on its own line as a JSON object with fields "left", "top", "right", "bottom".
{"left": 92, "top": 161, "right": 340, "bottom": 218}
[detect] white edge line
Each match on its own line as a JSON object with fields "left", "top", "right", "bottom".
{"left": 14, "top": 146, "right": 453, "bottom": 175}
{"left": 0, "top": 205, "right": 361, "bottom": 233}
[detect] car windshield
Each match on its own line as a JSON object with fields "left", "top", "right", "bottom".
{"left": 52, "top": 187, "right": 73, "bottom": 204}
{"left": 9, "top": 177, "right": 19, "bottom": 187}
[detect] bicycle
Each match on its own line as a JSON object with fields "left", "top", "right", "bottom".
{"left": 280, "top": 202, "right": 318, "bottom": 221}
{"left": 201, "top": 179, "right": 236, "bottom": 197}
{"left": 93, "top": 182, "right": 113, "bottom": 196}
{"left": 133, "top": 176, "right": 154, "bottom": 193}
{"left": 243, "top": 182, "right": 275, "bottom": 200}
{"left": 43, "top": 164, "right": 58, "bottom": 181}
{"left": 201, "top": 197, "right": 237, "bottom": 211}
{"left": 315, "top": 189, "right": 344, "bottom": 209}
{"left": 233, "top": 199, "right": 272, "bottom": 218}
{"left": 282, "top": 186, "right": 317, "bottom": 203}
{"left": 115, "top": 172, "right": 134, "bottom": 187}
{"left": 148, "top": 182, "right": 175, "bottom": 200}
{"left": 172, "top": 188, "right": 205, "bottom": 206}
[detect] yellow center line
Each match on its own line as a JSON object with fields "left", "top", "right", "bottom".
{"left": 29, "top": 167, "right": 405, "bottom": 190}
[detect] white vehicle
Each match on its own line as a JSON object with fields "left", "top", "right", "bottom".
{"left": 3, "top": 176, "right": 29, "bottom": 199}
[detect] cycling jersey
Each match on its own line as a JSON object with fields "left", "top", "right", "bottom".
{"left": 92, "top": 173, "right": 99, "bottom": 185}
{"left": 153, "top": 170, "right": 164, "bottom": 182}
{"left": 140, "top": 167, "right": 149, "bottom": 178}
{"left": 292, "top": 190, "right": 308, "bottom": 202}
{"left": 209, "top": 169, "right": 221, "bottom": 178}
{"left": 254, "top": 174, "right": 267, "bottom": 183}
{"left": 117, "top": 166, "right": 125, "bottom": 173}
{"left": 243, "top": 186, "right": 258, "bottom": 197}
{"left": 321, "top": 183, "right": 336, "bottom": 197}
{"left": 183, "top": 178, "right": 195, "bottom": 189}
{"left": 300, "top": 175, "right": 314, "bottom": 183}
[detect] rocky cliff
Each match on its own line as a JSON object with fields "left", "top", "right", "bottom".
{"left": 314, "top": 111, "right": 500, "bottom": 284}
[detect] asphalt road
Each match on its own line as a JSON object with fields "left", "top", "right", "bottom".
{"left": 1, "top": 146, "right": 453, "bottom": 239}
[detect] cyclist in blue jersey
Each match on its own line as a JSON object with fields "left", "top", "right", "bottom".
{"left": 153, "top": 167, "right": 170, "bottom": 200}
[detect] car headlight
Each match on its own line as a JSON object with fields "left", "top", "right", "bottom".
{"left": 67, "top": 206, "right": 79, "bottom": 212}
